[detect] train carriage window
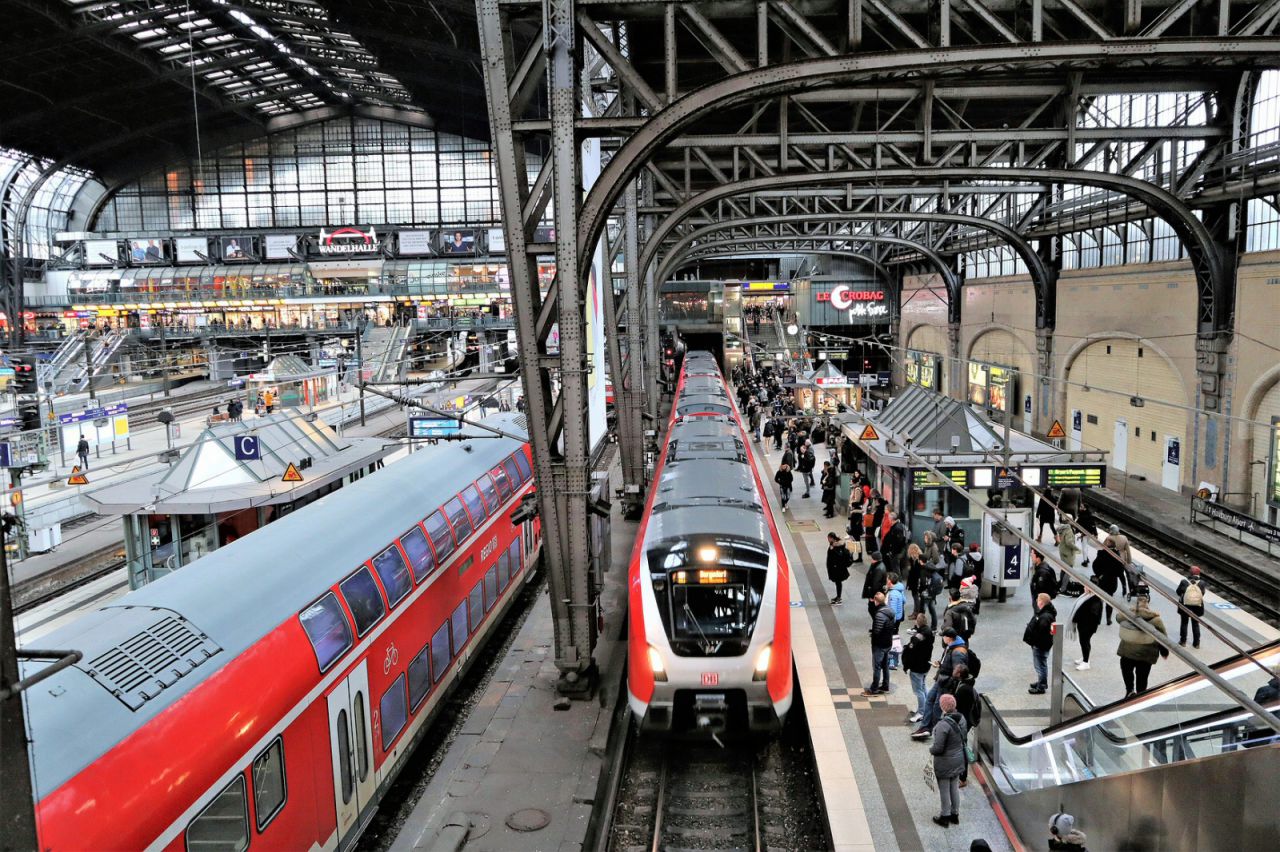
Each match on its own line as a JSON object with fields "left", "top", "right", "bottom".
{"left": 371, "top": 546, "right": 412, "bottom": 608}
{"left": 502, "top": 458, "right": 522, "bottom": 489}
{"left": 423, "top": 510, "right": 455, "bottom": 563}
{"left": 476, "top": 474, "right": 500, "bottom": 511}
{"left": 430, "top": 621, "right": 451, "bottom": 683}
{"left": 507, "top": 539, "right": 522, "bottom": 575}
{"left": 449, "top": 601, "right": 468, "bottom": 657}
{"left": 251, "top": 739, "right": 287, "bottom": 832}
{"left": 400, "top": 526, "right": 435, "bottom": 582}
{"left": 484, "top": 567, "right": 498, "bottom": 611}
{"left": 497, "top": 550, "right": 509, "bottom": 590}
{"left": 408, "top": 645, "right": 431, "bottom": 710}
{"left": 461, "top": 484, "right": 488, "bottom": 524}
{"left": 185, "top": 775, "right": 248, "bottom": 852}
{"left": 379, "top": 674, "right": 408, "bottom": 751}
{"left": 339, "top": 568, "right": 386, "bottom": 637}
{"left": 512, "top": 451, "right": 532, "bottom": 482}
{"left": 299, "top": 592, "right": 353, "bottom": 673}
{"left": 444, "top": 497, "right": 473, "bottom": 541}
{"left": 468, "top": 583, "right": 484, "bottom": 632}
{"left": 490, "top": 465, "right": 512, "bottom": 501}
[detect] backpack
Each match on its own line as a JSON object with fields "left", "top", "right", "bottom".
{"left": 952, "top": 604, "right": 976, "bottom": 639}
{"left": 928, "top": 569, "right": 945, "bottom": 598}
{"left": 958, "top": 646, "right": 982, "bottom": 680}
{"left": 1184, "top": 580, "right": 1204, "bottom": 607}
{"left": 763, "top": 421, "right": 774, "bottom": 438}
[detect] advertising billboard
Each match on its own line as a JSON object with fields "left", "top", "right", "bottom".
{"left": 486, "top": 228, "right": 506, "bottom": 254}
{"left": 317, "top": 226, "right": 381, "bottom": 256}
{"left": 84, "top": 240, "right": 120, "bottom": 266}
{"left": 398, "top": 230, "right": 434, "bottom": 256}
{"left": 264, "top": 234, "right": 299, "bottom": 260}
{"left": 967, "top": 362, "right": 988, "bottom": 406}
{"left": 812, "top": 282, "right": 889, "bottom": 325}
{"left": 987, "top": 365, "right": 1014, "bottom": 413}
{"left": 128, "top": 238, "right": 168, "bottom": 264}
{"left": 1270, "top": 418, "right": 1280, "bottom": 509}
{"left": 438, "top": 228, "right": 476, "bottom": 256}
{"left": 174, "top": 237, "right": 209, "bottom": 263}
{"left": 219, "top": 236, "right": 255, "bottom": 262}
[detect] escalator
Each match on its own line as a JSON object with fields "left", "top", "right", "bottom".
{"left": 977, "top": 641, "right": 1280, "bottom": 850}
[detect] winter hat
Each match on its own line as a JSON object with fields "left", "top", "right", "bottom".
{"left": 1190, "top": 566, "right": 1201, "bottom": 575}
{"left": 969, "top": 542, "right": 980, "bottom": 552}
{"left": 869, "top": 551, "right": 883, "bottom": 562}
{"left": 1109, "top": 523, "right": 1120, "bottom": 535}
{"left": 939, "top": 693, "right": 957, "bottom": 712}
{"left": 1049, "top": 812, "right": 1076, "bottom": 837}
{"left": 944, "top": 515, "right": 955, "bottom": 524}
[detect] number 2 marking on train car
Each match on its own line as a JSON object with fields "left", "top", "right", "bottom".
{"left": 701, "top": 672, "right": 720, "bottom": 687}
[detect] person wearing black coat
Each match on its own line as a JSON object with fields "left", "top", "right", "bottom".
{"left": 825, "top": 533, "right": 852, "bottom": 605}
{"left": 1069, "top": 581, "right": 1105, "bottom": 670}
{"left": 1092, "top": 548, "right": 1123, "bottom": 625}
{"left": 1029, "top": 550, "right": 1059, "bottom": 611}
{"left": 820, "top": 462, "right": 839, "bottom": 518}
{"left": 774, "top": 464, "right": 794, "bottom": 510}
{"left": 902, "top": 613, "right": 934, "bottom": 723}
{"left": 862, "top": 551, "right": 887, "bottom": 617}
{"left": 1036, "top": 488, "right": 1058, "bottom": 542}
{"left": 1024, "top": 594, "right": 1057, "bottom": 694}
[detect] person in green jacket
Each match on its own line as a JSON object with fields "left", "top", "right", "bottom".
{"left": 1055, "top": 514, "right": 1079, "bottom": 569}
{"left": 1116, "top": 592, "right": 1170, "bottom": 697}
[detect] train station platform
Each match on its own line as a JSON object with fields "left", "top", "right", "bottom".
{"left": 388, "top": 456, "right": 630, "bottom": 852}
{"left": 749, "top": 434, "right": 1280, "bottom": 851}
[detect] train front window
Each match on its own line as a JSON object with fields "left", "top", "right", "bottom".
{"left": 671, "top": 584, "right": 749, "bottom": 646}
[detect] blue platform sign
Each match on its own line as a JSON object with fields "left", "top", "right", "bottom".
{"left": 234, "top": 435, "right": 261, "bottom": 460}
{"left": 57, "top": 402, "right": 128, "bottom": 426}
{"left": 0, "top": 442, "right": 10, "bottom": 469}
{"left": 408, "top": 416, "right": 462, "bottom": 439}
{"left": 1003, "top": 544, "right": 1021, "bottom": 581}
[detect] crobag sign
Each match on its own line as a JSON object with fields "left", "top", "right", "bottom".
{"left": 817, "top": 285, "right": 889, "bottom": 320}
{"left": 317, "top": 226, "right": 381, "bottom": 255}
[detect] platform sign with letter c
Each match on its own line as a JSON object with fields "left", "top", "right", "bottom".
{"left": 235, "top": 435, "right": 260, "bottom": 461}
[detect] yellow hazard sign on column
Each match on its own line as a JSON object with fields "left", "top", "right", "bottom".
{"left": 1046, "top": 420, "right": 1067, "bottom": 439}
{"left": 281, "top": 462, "right": 304, "bottom": 483}
{"left": 67, "top": 466, "right": 89, "bottom": 486}
{"left": 859, "top": 424, "right": 881, "bottom": 441}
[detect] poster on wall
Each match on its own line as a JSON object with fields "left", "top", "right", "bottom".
{"left": 968, "top": 362, "right": 988, "bottom": 406}
{"left": 84, "top": 240, "right": 120, "bottom": 266}
{"left": 987, "top": 365, "right": 1013, "bottom": 413}
{"left": 904, "top": 351, "right": 921, "bottom": 387}
{"left": 398, "top": 230, "right": 434, "bottom": 255}
{"left": 1269, "top": 418, "right": 1280, "bottom": 509}
{"left": 128, "top": 238, "right": 168, "bottom": 264}
{"left": 264, "top": 234, "right": 299, "bottom": 260}
{"left": 174, "top": 237, "right": 208, "bottom": 263}
{"left": 919, "top": 354, "right": 938, "bottom": 391}
{"left": 487, "top": 228, "right": 506, "bottom": 254}
{"left": 219, "top": 236, "right": 255, "bottom": 262}
{"left": 438, "top": 228, "right": 476, "bottom": 255}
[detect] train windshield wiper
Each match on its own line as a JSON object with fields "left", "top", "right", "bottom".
{"left": 683, "top": 602, "right": 719, "bottom": 654}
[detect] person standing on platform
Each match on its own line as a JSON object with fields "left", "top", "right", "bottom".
{"left": 862, "top": 551, "right": 886, "bottom": 619}
{"left": 846, "top": 485, "right": 866, "bottom": 563}
{"left": 1092, "top": 546, "right": 1123, "bottom": 625}
{"left": 1036, "top": 488, "right": 1058, "bottom": 542}
{"left": 1104, "top": 524, "right": 1134, "bottom": 595}
{"left": 912, "top": 628, "right": 967, "bottom": 740}
{"left": 903, "top": 613, "right": 934, "bottom": 724}
{"left": 797, "top": 441, "right": 816, "bottom": 498}
{"left": 950, "top": 663, "right": 979, "bottom": 787}
{"left": 1029, "top": 549, "right": 1059, "bottom": 612}
{"left": 865, "top": 591, "right": 895, "bottom": 696}
{"left": 942, "top": 587, "right": 977, "bottom": 641}
{"left": 1069, "top": 579, "right": 1104, "bottom": 670}
{"left": 1055, "top": 514, "right": 1079, "bottom": 570}
{"left": 1047, "top": 813, "right": 1089, "bottom": 851}
{"left": 774, "top": 463, "right": 794, "bottom": 511}
{"left": 906, "top": 542, "right": 926, "bottom": 618}
{"left": 1116, "top": 590, "right": 1170, "bottom": 697}
{"left": 880, "top": 510, "right": 908, "bottom": 574}
{"left": 1024, "top": 592, "right": 1057, "bottom": 695}
{"left": 780, "top": 442, "right": 796, "bottom": 471}
{"left": 820, "top": 461, "right": 839, "bottom": 518}
{"left": 941, "top": 515, "right": 965, "bottom": 552}
{"left": 1176, "top": 566, "right": 1207, "bottom": 648}
{"left": 76, "top": 435, "right": 90, "bottom": 470}
{"left": 1076, "top": 502, "right": 1101, "bottom": 568}
{"left": 928, "top": 692, "right": 968, "bottom": 827}
{"left": 931, "top": 506, "right": 947, "bottom": 544}
{"left": 825, "top": 532, "right": 852, "bottom": 606}
{"left": 264, "top": 389, "right": 275, "bottom": 414}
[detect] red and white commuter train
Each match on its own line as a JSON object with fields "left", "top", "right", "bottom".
{"left": 627, "top": 350, "right": 793, "bottom": 734}
{"left": 26, "top": 413, "right": 540, "bottom": 850}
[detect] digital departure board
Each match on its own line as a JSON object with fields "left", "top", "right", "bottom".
{"left": 912, "top": 469, "right": 969, "bottom": 489}
{"left": 1041, "top": 466, "right": 1106, "bottom": 487}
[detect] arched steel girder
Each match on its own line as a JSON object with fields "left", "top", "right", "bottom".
{"left": 665, "top": 250, "right": 892, "bottom": 282}
{"left": 573, "top": 42, "right": 1280, "bottom": 334}
{"left": 651, "top": 212, "right": 1050, "bottom": 320}
{"left": 636, "top": 168, "right": 1226, "bottom": 331}
{"left": 669, "top": 234, "right": 958, "bottom": 300}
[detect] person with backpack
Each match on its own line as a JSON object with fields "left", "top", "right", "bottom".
{"left": 864, "top": 592, "right": 895, "bottom": 696}
{"left": 942, "top": 588, "right": 976, "bottom": 641}
{"left": 928, "top": 693, "right": 968, "bottom": 828}
{"left": 1117, "top": 590, "right": 1170, "bottom": 697}
{"left": 949, "top": 662, "right": 980, "bottom": 787}
{"left": 943, "top": 541, "right": 967, "bottom": 593}
{"left": 861, "top": 551, "right": 887, "bottom": 619}
{"left": 1175, "top": 566, "right": 1207, "bottom": 648}
{"left": 1029, "top": 549, "right": 1059, "bottom": 612}
{"left": 1024, "top": 593, "right": 1057, "bottom": 695}
{"left": 1069, "top": 578, "right": 1104, "bottom": 670}
{"left": 774, "top": 463, "right": 794, "bottom": 510}
{"left": 912, "top": 628, "right": 972, "bottom": 740}
{"left": 825, "top": 532, "right": 853, "bottom": 605}
{"left": 797, "top": 441, "right": 817, "bottom": 498}
{"left": 902, "top": 613, "right": 935, "bottom": 724}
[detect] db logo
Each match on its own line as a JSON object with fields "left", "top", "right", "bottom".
{"left": 383, "top": 642, "right": 400, "bottom": 674}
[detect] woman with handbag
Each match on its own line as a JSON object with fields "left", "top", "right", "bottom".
{"left": 1117, "top": 591, "right": 1170, "bottom": 697}
{"left": 846, "top": 485, "right": 866, "bottom": 563}
{"left": 928, "top": 692, "right": 969, "bottom": 827}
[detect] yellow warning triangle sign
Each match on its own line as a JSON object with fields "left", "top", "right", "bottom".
{"left": 1046, "top": 420, "right": 1067, "bottom": 439}
{"left": 281, "top": 462, "right": 304, "bottom": 483}
{"left": 67, "top": 466, "right": 89, "bottom": 486}
{"left": 859, "top": 424, "right": 880, "bottom": 441}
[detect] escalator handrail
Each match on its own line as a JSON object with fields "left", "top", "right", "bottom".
{"left": 980, "top": 637, "right": 1280, "bottom": 747}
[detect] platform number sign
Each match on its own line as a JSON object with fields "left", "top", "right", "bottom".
{"left": 1003, "top": 545, "right": 1021, "bottom": 581}
{"left": 234, "top": 435, "right": 260, "bottom": 461}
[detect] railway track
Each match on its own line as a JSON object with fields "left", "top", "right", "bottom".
{"left": 1087, "top": 495, "right": 1280, "bottom": 625}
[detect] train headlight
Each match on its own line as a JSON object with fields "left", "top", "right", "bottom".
{"left": 648, "top": 645, "right": 668, "bottom": 682}
{"left": 753, "top": 644, "right": 772, "bottom": 681}
{"left": 696, "top": 545, "right": 719, "bottom": 563}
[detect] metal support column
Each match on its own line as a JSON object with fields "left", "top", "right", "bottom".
{"left": 477, "top": 0, "right": 597, "bottom": 694}
{"left": 618, "top": 181, "right": 647, "bottom": 517}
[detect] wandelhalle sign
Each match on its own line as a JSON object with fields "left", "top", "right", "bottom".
{"left": 317, "top": 226, "right": 382, "bottom": 256}
{"left": 816, "top": 285, "right": 889, "bottom": 323}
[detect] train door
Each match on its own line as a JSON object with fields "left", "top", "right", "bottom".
{"left": 1112, "top": 418, "right": 1129, "bottom": 473}
{"left": 325, "top": 661, "right": 376, "bottom": 841}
